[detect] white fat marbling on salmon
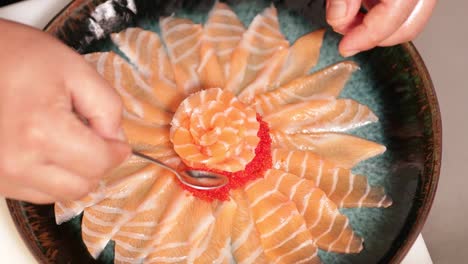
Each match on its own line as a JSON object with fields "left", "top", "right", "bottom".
{"left": 255, "top": 202, "right": 288, "bottom": 224}
{"left": 198, "top": 48, "right": 215, "bottom": 74}
{"left": 205, "top": 22, "right": 244, "bottom": 32}
{"left": 164, "top": 23, "right": 195, "bottom": 37}
{"left": 340, "top": 173, "right": 355, "bottom": 207}
{"left": 273, "top": 239, "right": 314, "bottom": 264}
{"left": 238, "top": 247, "right": 264, "bottom": 264}
{"left": 357, "top": 184, "right": 371, "bottom": 208}
{"left": 204, "top": 35, "right": 243, "bottom": 42}
{"left": 112, "top": 55, "right": 145, "bottom": 117}
{"left": 327, "top": 218, "right": 349, "bottom": 251}
{"left": 261, "top": 211, "right": 298, "bottom": 239}
{"left": 232, "top": 221, "right": 254, "bottom": 251}
{"left": 146, "top": 256, "right": 187, "bottom": 263}
{"left": 264, "top": 225, "right": 307, "bottom": 252}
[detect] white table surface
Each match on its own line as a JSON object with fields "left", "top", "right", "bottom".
{"left": 0, "top": 0, "right": 433, "bottom": 263}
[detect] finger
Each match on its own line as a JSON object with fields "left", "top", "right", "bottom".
{"left": 66, "top": 57, "right": 125, "bottom": 141}
{"left": 22, "top": 164, "right": 98, "bottom": 201}
{"left": 0, "top": 180, "right": 55, "bottom": 204}
{"left": 43, "top": 112, "right": 130, "bottom": 179}
{"left": 380, "top": 0, "right": 437, "bottom": 46}
{"left": 339, "top": 0, "right": 419, "bottom": 56}
{"left": 326, "top": 0, "right": 363, "bottom": 34}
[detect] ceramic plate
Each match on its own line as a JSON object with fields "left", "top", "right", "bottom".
{"left": 7, "top": 0, "right": 441, "bottom": 263}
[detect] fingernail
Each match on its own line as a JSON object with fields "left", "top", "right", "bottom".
{"left": 117, "top": 128, "right": 127, "bottom": 141}
{"left": 328, "top": 0, "right": 347, "bottom": 20}
{"left": 342, "top": 49, "right": 359, "bottom": 57}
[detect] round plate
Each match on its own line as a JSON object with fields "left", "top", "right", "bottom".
{"left": 7, "top": 0, "right": 441, "bottom": 263}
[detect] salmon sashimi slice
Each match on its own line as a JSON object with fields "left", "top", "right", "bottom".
{"left": 272, "top": 29, "right": 325, "bottom": 86}
{"left": 272, "top": 148, "right": 392, "bottom": 208}
{"left": 230, "top": 190, "right": 269, "bottom": 264}
{"left": 140, "top": 192, "right": 214, "bottom": 263}
{"left": 110, "top": 28, "right": 168, "bottom": 81}
{"left": 113, "top": 189, "right": 201, "bottom": 262}
{"left": 270, "top": 131, "right": 386, "bottom": 169}
{"left": 237, "top": 47, "right": 289, "bottom": 103}
{"left": 170, "top": 88, "right": 259, "bottom": 172}
{"left": 263, "top": 169, "right": 363, "bottom": 253}
{"left": 238, "top": 30, "right": 325, "bottom": 103}
{"left": 81, "top": 165, "right": 160, "bottom": 257}
{"left": 225, "top": 5, "right": 289, "bottom": 95}
{"left": 198, "top": 38, "right": 226, "bottom": 89}
{"left": 122, "top": 113, "right": 170, "bottom": 150}
{"left": 191, "top": 201, "right": 237, "bottom": 264}
{"left": 198, "top": 1, "right": 246, "bottom": 89}
{"left": 111, "top": 28, "right": 184, "bottom": 112}
{"left": 264, "top": 99, "right": 378, "bottom": 134}
{"left": 160, "top": 16, "right": 203, "bottom": 95}
{"left": 254, "top": 61, "right": 359, "bottom": 115}
{"left": 112, "top": 171, "right": 179, "bottom": 263}
{"left": 84, "top": 52, "right": 173, "bottom": 125}
{"left": 55, "top": 158, "right": 152, "bottom": 224}
{"left": 203, "top": 1, "right": 245, "bottom": 78}
{"left": 244, "top": 179, "right": 321, "bottom": 264}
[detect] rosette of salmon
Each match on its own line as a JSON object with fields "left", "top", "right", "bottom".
{"left": 55, "top": 2, "right": 392, "bottom": 263}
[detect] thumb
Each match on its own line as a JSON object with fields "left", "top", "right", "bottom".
{"left": 326, "top": 0, "right": 363, "bottom": 34}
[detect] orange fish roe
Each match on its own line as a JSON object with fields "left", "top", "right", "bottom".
{"left": 179, "top": 114, "right": 272, "bottom": 201}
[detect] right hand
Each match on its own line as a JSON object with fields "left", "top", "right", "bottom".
{"left": 326, "top": 0, "right": 437, "bottom": 57}
{"left": 0, "top": 19, "right": 130, "bottom": 204}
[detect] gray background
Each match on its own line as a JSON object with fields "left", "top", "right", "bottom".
{"left": 414, "top": 1, "right": 468, "bottom": 263}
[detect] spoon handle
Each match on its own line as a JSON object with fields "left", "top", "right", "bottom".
{"left": 132, "top": 151, "right": 177, "bottom": 174}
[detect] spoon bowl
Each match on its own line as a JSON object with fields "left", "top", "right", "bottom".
{"left": 132, "top": 151, "right": 229, "bottom": 190}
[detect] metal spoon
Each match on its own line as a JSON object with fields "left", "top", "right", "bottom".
{"left": 132, "top": 151, "right": 229, "bottom": 190}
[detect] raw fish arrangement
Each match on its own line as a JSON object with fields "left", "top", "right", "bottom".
{"left": 55, "top": 2, "right": 392, "bottom": 263}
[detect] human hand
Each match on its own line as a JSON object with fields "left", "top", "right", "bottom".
{"left": 326, "top": 0, "right": 437, "bottom": 57}
{"left": 0, "top": 19, "right": 130, "bottom": 204}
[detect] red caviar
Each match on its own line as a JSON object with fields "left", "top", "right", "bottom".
{"left": 179, "top": 114, "right": 272, "bottom": 201}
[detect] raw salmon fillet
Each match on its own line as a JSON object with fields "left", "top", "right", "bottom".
{"left": 264, "top": 99, "right": 378, "bottom": 133}
{"left": 111, "top": 28, "right": 184, "bottom": 112}
{"left": 238, "top": 29, "right": 325, "bottom": 103}
{"left": 84, "top": 52, "right": 172, "bottom": 125}
{"left": 230, "top": 189, "right": 269, "bottom": 264}
{"left": 160, "top": 16, "right": 203, "bottom": 95}
{"left": 141, "top": 193, "right": 213, "bottom": 263}
{"left": 270, "top": 131, "right": 386, "bottom": 169}
{"left": 225, "top": 5, "right": 289, "bottom": 95}
{"left": 204, "top": 2, "right": 245, "bottom": 78}
{"left": 263, "top": 169, "right": 363, "bottom": 253}
{"left": 254, "top": 61, "right": 359, "bottom": 115}
{"left": 272, "top": 148, "right": 392, "bottom": 208}
{"left": 245, "top": 178, "right": 321, "bottom": 264}
{"left": 191, "top": 201, "right": 237, "bottom": 263}
{"left": 82, "top": 165, "right": 161, "bottom": 257}
{"left": 55, "top": 156, "right": 152, "bottom": 224}
{"left": 198, "top": 2, "right": 246, "bottom": 89}
{"left": 113, "top": 171, "right": 179, "bottom": 263}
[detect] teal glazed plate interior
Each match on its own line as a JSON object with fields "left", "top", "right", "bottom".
{"left": 7, "top": 0, "right": 441, "bottom": 263}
